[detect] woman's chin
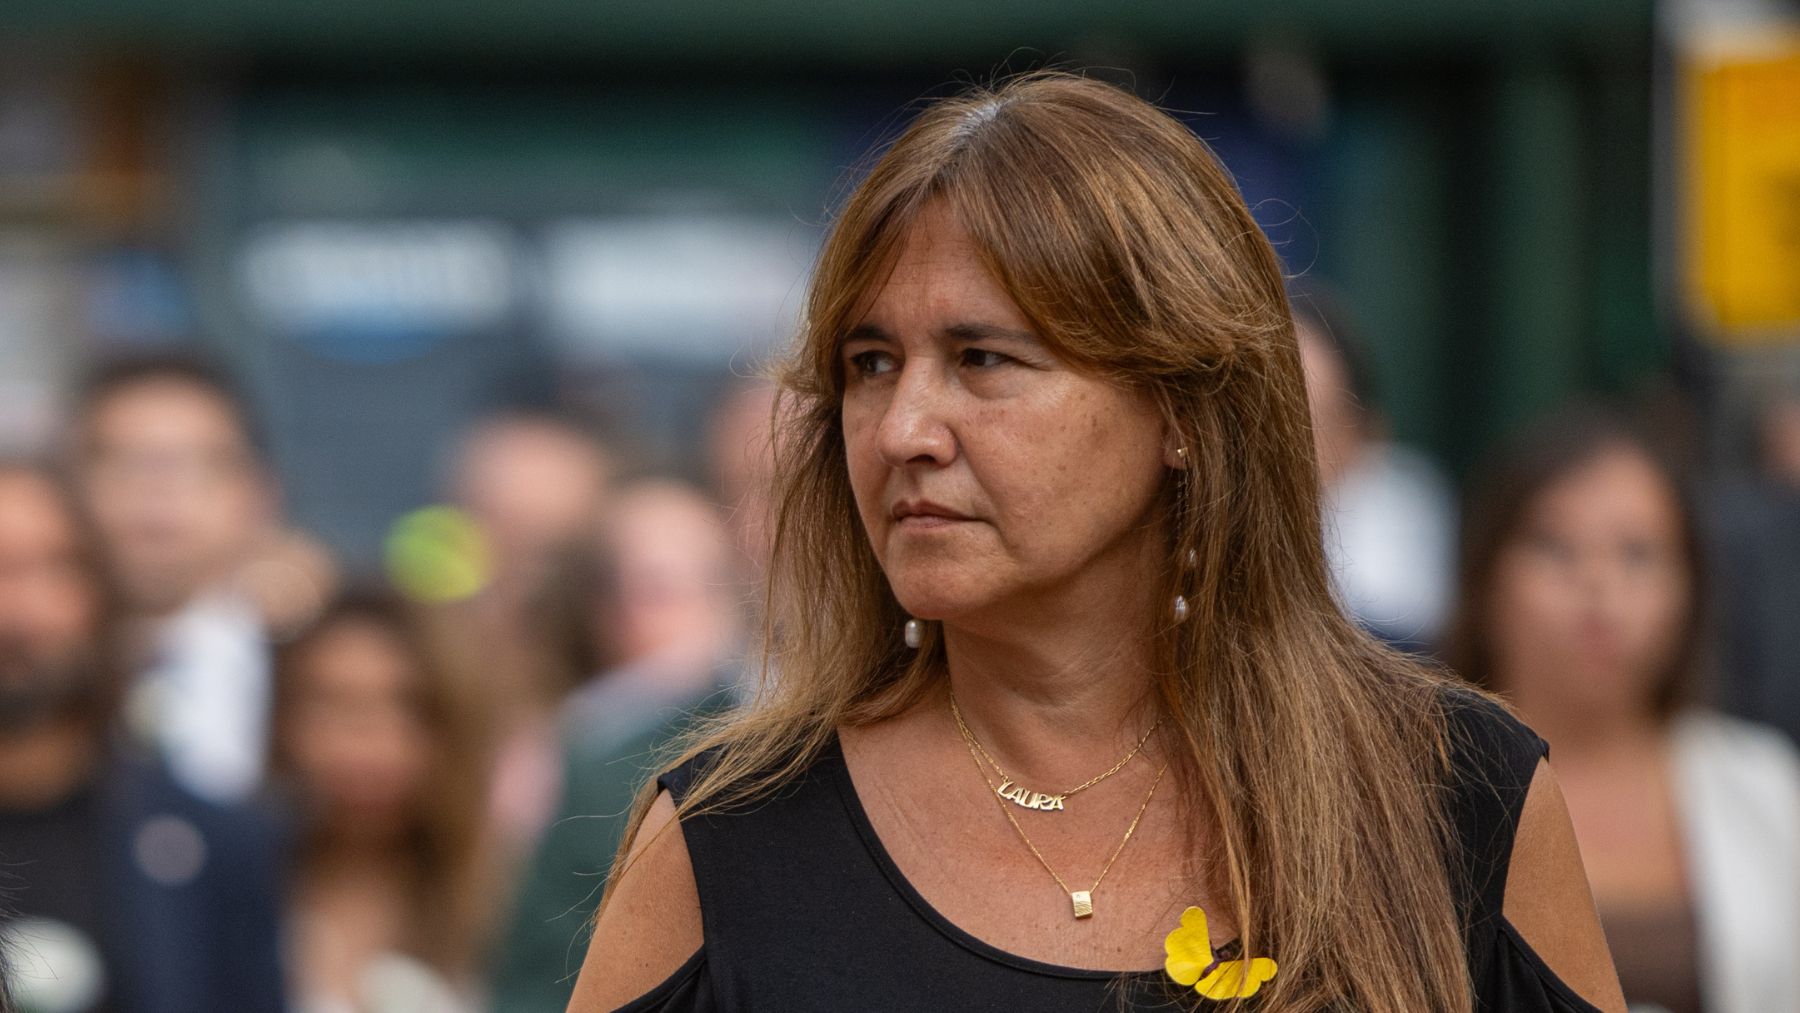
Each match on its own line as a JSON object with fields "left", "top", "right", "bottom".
{"left": 889, "top": 585, "right": 999, "bottom": 626}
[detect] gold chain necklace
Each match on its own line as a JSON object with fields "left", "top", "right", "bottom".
{"left": 951, "top": 697, "right": 1168, "bottom": 920}
{"left": 949, "top": 690, "right": 1162, "bottom": 812}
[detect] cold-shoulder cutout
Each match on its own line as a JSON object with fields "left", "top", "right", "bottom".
{"left": 574, "top": 699, "right": 1625, "bottom": 1011}
{"left": 1502, "top": 760, "right": 1628, "bottom": 1013}
{"left": 568, "top": 790, "right": 704, "bottom": 1012}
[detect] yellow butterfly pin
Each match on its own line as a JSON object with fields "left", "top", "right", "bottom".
{"left": 1162, "top": 905, "right": 1279, "bottom": 1000}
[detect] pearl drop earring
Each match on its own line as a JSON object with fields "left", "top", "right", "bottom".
{"left": 1172, "top": 595, "right": 1190, "bottom": 623}
{"left": 904, "top": 618, "right": 923, "bottom": 649}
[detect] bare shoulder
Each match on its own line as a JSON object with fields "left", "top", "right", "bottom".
{"left": 1502, "top": 759, "right": 1627, "bottom": 1013}
{"left": 568, "top": 790, "right": 703, "bottom": 1012}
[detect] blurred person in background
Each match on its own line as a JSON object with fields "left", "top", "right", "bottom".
{"left": 1294, "top": 289, "right": 1456, "bottom": 652}
{"left": 447, "top": 411, "right": 613, "bottom": 859}
{"left": 449, "top": 410, "right": 614, "bottom": 675}
{"left": 557, "top": 479, "right": 742, "bottom": 745}
{"left": 1710, "top": 388, "right": 1800, "bottom": 745}
{"left": 1756, "top": 393, "right": 1800, "bottom": 490}
{"left": 489, "top": 477, "right": 743, "bottom": 1013}
{"left": 704, "top": 378, "right": 780, "bottom": 590}
{"left": 270, "top": 588, "right": 498, "bottom": 1013}
{"left": 0, "top": 459, "right": 286, "bottom": 1013}
{"left": 68, "top": 353, "right": 293, "bottom": 804}
{"left": 1445, "top": 404, "right": 1800, "bottom": 1013}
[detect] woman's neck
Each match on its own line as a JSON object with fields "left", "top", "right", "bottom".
{"left": 939, "top": 604, "right": 1162, "bottom": 786}
{"left": 1501, "top": 677, "right": 1664, "bottom": 763}
{"left": 927, "top": 501, "right": 1171, "bottom": 776}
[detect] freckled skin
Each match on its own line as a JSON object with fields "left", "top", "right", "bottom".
{"left": 840, "top": 202, "right": 1174, "bottom": 634}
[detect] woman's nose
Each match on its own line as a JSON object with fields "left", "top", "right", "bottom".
{"left": 875, "top": 362, "right": 956, "bottom": 468}
{"left": 1569, "top": 549, "right": 1634, "bottom": 610}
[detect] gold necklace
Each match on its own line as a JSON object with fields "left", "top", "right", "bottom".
{"left": 949, "top": 690, "right": 1162, "bottom": 813}
{"left": 953, "top": 702, "right": 1169, "bottom": 920}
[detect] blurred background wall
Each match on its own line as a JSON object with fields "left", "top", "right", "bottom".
{"left": 0, "top": 0, "right": 1790, "bottom": 571}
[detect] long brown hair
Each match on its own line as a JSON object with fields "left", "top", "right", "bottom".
{"left": 271, "top": 587, "right": 500, "bottom": 977}
{"left": 609, "top": 72, "right": 1471, "bottom": 1012}
{"left": 1442, "top": 403, "right": 1710, "bottom": 719}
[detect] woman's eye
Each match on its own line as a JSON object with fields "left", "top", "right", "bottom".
{"left": 1619, "top": 540, "right": 1661, "bottom": 570}
{"left": 960, "top": 348, "right": 1011, "bottom": 369}
{"left": 847, "top": 350, "right": 898, "bottom": 377}
{"left": 1525, "top": 532, "right": 1575, "bottom": 565}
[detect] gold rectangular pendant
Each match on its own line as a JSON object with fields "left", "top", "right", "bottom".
{"left": 1070, "top": 891, "right": 1093, "bottom": 919}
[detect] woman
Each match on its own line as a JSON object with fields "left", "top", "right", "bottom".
{"left": 572, "top": 73, "right": 1624, "bottom": 1012}
{"left": 271, "top": 588, "right": 498, "bottom": 1013}
{"left": 1444, "top": 406, "right": 1800, "bottom": 1013}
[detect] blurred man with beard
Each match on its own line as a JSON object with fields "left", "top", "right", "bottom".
{"left": 0, "top": 460, "right": 285, "bottom": 1013}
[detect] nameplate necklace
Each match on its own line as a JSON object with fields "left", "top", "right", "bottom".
{"left": 949, "top": 691, "right": 1162, "bottom": 814}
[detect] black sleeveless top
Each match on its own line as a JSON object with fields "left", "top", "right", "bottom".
{"left": 614, "top": 692, "right": 1603, "bottom": 1012}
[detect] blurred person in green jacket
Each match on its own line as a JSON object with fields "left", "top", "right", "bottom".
{"left": 487, "top": 477, "right": 752, "bottom": 1013}
{"left": 488, "top": 381, "right": 777, "bottom": 1013}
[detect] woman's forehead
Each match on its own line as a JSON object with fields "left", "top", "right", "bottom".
{"left": 855, "top": 208, "right": 1023, "bottom": 326}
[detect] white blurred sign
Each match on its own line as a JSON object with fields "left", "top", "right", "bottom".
{"left": 240, "top": 221, "right": 516, "bottom": 362}
{"left": 543, "top": 214, "right": 817, "bottom": 364}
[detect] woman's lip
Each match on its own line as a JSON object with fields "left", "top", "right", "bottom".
{"left": 891, "top": 500, "right": 974, "bottom": 522}
{"left": 895, "top": 513, "right": 970, "bottom": 528}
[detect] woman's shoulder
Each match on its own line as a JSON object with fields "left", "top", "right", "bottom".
{"left": 1430, "top": 686, "right": 1549, "bottom": 923}
{"left": 1437, "top": 685, "right": 1548, "bottom": 795}
{"left": 656, "top": 745, "right": 721, "bottom": 805}
{"left": 1439, "top": 682, "right": 1543, "bottom": 747}
{"left": 654, "top": 730, "right": 844, "bottom": 816}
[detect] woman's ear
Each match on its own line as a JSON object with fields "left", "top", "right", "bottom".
{"left": 1162, "top": 431, "right": 1190, "bottom": 471}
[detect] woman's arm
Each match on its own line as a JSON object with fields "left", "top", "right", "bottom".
{"left": 567, "top": 790, "right": 704, "bottom": 1011}
{"left": 1503, "top": 760, "right": 1628, "bottom": 1013}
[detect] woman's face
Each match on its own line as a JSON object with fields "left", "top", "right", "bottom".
{"left": 283, "top": 618, "right": 433, "bottom": 841}
{"left": 1485, "top": 448, "right": 1691, "bottom": 718}
{"left": 840, "top": 201, "right": 1173, "bottom": 627}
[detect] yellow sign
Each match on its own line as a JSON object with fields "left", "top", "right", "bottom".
{"left": 1686, "top": 39, "right": 1800, "bottom": 340}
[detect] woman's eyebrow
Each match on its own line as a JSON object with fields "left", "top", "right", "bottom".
{"left": 942, "top": 322, "right": 1040, "bottom": 344}
{"left": 839, "top": 323, "right": 892, "bottom": 348}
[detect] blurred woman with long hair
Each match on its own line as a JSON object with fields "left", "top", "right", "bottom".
{"left": 570, "top": 73, "right": 1624, "bottom": 1012}
{"left": 272, "top": 588, "right": 499, "bottom": 1012}
{"left": 1445, "top": 406, "right": 1800, "bottom": 1013}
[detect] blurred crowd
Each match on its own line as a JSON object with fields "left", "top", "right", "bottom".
{"left": 0, "top": 292, "right": 1797, "bottom": 1013}
{"left": 0, "top": 354, "right": 774, "bottom": 1013}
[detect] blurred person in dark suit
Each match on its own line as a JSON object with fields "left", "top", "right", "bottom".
{"left": 488, "top": 477, "right": 743, "bottom": 1013}
{"left": 1446, "top": 405, "right": 1800, "bottom": 1013}
{"left": 1294, "top": 290, "right": 1456, "bottom": 653}
{"left": 0, "top": 459, "right": 286, "bottom": 1013}
{"left": 447, "top": 412, "right": 614, "bottom": 859}
{"left": 69, "top": 353, "right": 292, "bottom": 803}
{"left": 1710, "top": 388, "right": 1800, "bottom": 745}
{"left": 270, "top": 588, "right": 499, "bottom": 1013}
